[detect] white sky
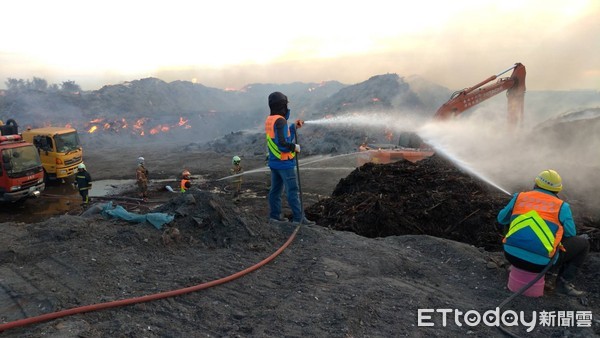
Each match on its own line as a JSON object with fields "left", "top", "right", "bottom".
{"left": 1, "top": 0, "right": 599, "bottom": 90}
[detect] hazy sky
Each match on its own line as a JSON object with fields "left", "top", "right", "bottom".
{"left": 1, "top": 0, "right": 599, "bottom": 91}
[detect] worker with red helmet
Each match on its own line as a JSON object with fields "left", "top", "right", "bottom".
{"left": 497, "top": 169, "right": 589, "bottom": 296}
{"left": 180, "top": 170, "right": 192, "bottom": 193}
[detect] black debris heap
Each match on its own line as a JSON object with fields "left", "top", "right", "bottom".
{"left": 306, "top": 154, "right": 510, "bottom": 251}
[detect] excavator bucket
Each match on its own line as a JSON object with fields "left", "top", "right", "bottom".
{"left": 357, "top": 132, "right": 434, "bottom": 166}
{"left": 357, "top": 148, "right": 434, "bottom": 166}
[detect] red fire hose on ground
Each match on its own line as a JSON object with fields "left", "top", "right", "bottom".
{"left": 0, "top": 224, "right": 301, "bottom": 333}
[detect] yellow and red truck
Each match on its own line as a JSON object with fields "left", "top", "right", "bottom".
{"left": 0, "top": 119, "right": 45, "bottom": 202}
{"left": 21, "top": 126, "right": 83, "bottom": 181}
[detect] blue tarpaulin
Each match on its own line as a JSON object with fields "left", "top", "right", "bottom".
{"left": 101, "top": 201, "right": 174, "bottom": 229}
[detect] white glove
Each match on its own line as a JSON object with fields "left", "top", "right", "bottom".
{"left": 294, "top": 144, "right": 301, "bottom": 153}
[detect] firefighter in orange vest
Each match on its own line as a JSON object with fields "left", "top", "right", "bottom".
{"left": 265, "top": 91, "right": 315, "bottom": 226}
{"left": 180, "top": 170, "right": 191, "bottom": 193}
{"left": 497, "top": 169, "right": 589, "bottom": 296}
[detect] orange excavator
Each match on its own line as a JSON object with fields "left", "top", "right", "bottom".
{"left": 433, "top": 62, "right": 526, "bottom": 127}
{"left": 358, "top": 62, "right": 526, "bottom": 165}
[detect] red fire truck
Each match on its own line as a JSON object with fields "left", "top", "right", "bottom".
{"left": 0, "top": 119, "right": 45, "bottom": 202}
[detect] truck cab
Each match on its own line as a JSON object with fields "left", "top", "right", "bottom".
{"left": 21, "top": 127, "right": 83, "bottom": 181}
{"left": 0, "top": 121, "right": 45, "bottom": 202}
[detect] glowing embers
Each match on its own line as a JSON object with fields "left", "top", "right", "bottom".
{"left": 83, "top": 116, "right": 191, "bottom": 136}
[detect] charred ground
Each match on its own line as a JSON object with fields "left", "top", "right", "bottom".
{"left": 306, "top": 155, "right": 508, "bottom": 251}
{"left": 306, "top": 155, "right": 600, "bottom": 251}
{"left": 0, "top": 141, "right": 599, "bottom": 337}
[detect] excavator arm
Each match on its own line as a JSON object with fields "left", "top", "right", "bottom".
{"left": 433, "top": 63, "right": 526, "bottom": 127}
{"left": 357, "top": 63, "right": 526, "bottom": 166}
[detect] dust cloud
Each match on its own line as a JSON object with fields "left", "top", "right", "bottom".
{"left": 304, "top": 105, "right": 600, "bottom": 217}
{"left": 418, "top": 107, "right": 600, "bottom": 216}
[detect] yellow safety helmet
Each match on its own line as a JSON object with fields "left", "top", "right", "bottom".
{"left": 232, "top": 156, "right": 241, "bottom": 165}
{"left": 535, "top": 169, "right": 562, "bottom": 192}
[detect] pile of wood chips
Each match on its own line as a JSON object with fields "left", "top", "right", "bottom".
{"left": 306, "top": 154, "right": 511, "bottom": 251}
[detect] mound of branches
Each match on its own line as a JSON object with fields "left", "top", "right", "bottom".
{"left": 306, "top": 155, "right": 509, "bottom": 251}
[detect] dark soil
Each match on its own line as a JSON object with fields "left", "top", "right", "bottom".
{"left": 306, "top": 155, "right": 600, "bottom": 251}
{"left": 0, "top": 142, "right": 599, "bottom": 337}
{"left": 306, "top": 155, "right": 509, "bottom": 251}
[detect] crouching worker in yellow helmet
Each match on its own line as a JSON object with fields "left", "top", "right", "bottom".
{"left": 497, "top": 169, "right": 589, "bottom": 296}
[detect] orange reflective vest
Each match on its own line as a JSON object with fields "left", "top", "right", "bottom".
{"left": 503, "top": 190, "right": 564, "bottom": 258}
{"left": 265, "top": 115, "right": 295, "bottom": 161}
{"left": 180, "top": 179, "right": 190, "bottom": 192}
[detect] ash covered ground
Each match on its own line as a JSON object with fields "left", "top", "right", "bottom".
{"left": 0, "top": 138, "right": 599, "bottom": 338}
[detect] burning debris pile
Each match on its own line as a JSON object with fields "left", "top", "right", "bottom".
{"left": 306, "top": 154, "right": 510, "bottom": 251}
{"left": 84, "top": 116, "right": 191, "bottom": 136}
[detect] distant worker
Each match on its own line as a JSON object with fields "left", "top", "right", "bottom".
{"left": 74, "top": 163, "right": 92, "bottom": 205}
{"left": 180, "top": 170, "right": 192, "bottom": 193}
{"left": 497, "top": 169, "right": 589, "bottom": 296}
{"left": 136, "top": 156, "right": 149, "bottom": 201}
{"left": 265, "top": 91, "right": 315, "bottom": 226}
{"left": 231, "top": 156, "right": 243, "bottom": 202}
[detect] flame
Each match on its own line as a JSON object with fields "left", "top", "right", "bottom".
{"left": 149, "top": 125, "right": 170, "bottom": 135}
{"left": 49, "top": 115, "right": 193, "bottom": 137}
{"left": 133, "top": 118, "right": 148, "bottom": 135}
